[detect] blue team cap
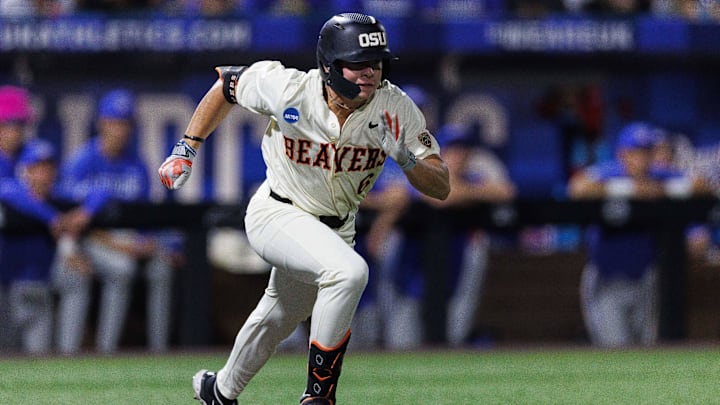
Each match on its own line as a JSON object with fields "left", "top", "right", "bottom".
{"left": 437, "top": 123, "right": 475, "bottom": 148}
{"left": 616, "top": 122, "right": 658, "bottom": 151}
{"left": 98, "top": 89, "right": 135, "bottom": 120}
{"left": 18, "top": 139, "right": 56, "bottom": 166}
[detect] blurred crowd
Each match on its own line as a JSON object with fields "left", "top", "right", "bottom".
{"left": 0, "top": 85, "right": 184, "bottom": 355}
{"left": 1, "top": 0, "right": 719, "bottom": 21}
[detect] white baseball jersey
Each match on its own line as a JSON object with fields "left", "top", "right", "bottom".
{"left": 229, "top": 60, "right": 440, "bottom": 220}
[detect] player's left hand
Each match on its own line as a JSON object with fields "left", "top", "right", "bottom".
{"left": 379, "top": 110, "right": 416, "bottom": 171}
{"left": 158, "top": 139, "right": 196, "bottom": 190}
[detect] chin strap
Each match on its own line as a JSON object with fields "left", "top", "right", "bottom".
{"left": 325, "top": 64, "right": 360, "bottom": 100}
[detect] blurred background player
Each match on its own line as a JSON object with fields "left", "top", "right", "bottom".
{"left": 1, "top": 139, "right": 92, "bottom": 354}
{"left": 424, "top": 123, "right": 516, "bottom": 347}
{"left": 355, "top": 121, "right": 516, "bottom": 349}
{"left": 54, "top": 88, "right": 175, "bottom": 354}
{"left": 568, "top": 121, "right": 712, "bottom": 348}
{"left": 0, "top": 140, "right": 58, "bottom": 354}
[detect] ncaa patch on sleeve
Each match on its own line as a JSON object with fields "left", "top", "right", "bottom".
{"left": 283, "top": 107, "right": 300, "bottom": 124}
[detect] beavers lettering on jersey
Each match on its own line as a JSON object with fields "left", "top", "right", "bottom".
{"left": 283, "top": 135, "right": 386, "bottom": 173}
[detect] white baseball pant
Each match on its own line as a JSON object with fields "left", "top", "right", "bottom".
{"left": 216, "top": 181, "right": 368, "bottom": 398}
{"left": 580, "top": 263, "right": 658, "bottom": 348}
{"left": 9, "top": 280, "right": 53, "bottom": 354}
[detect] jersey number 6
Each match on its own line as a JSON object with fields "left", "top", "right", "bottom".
{"left": 357, "top": 173, "right": 376, "bottom": 195}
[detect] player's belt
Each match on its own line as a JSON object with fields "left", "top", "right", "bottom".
{"left": 269, "top": 189, "right": 349, "bottom": 229}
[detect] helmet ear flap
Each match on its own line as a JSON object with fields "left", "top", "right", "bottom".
{"left": 325, "top": 61, "right": 361, "bottom": 100}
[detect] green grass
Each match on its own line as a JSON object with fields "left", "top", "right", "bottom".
{"left": 1, "top": 347, "right": 719, "bottom": 404}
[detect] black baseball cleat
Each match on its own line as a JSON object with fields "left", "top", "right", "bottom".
{"left": 192, "top": 369, "right": 238, "bottom": 405}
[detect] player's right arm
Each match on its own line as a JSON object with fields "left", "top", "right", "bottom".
{"left": 183, "top": 79, "right": 236, "bottom": 148}
{"left": 159, "top": 62, "right": 293, "bottom": 190}
{"left": 158, "top": 79, "right": 234, "bottom": 190}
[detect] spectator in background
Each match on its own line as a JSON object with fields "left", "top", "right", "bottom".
{"left": 2, "top": 140, "right": 88, "bottom": 354}
{"left": 54, "top": 88, "right": 175, "bottom": 354}
{"left": 421, "top": 123, "right": 516, "bottom": 347}
{"left": 0, "top": 0, "right": 74, "bottom": 16}
{"left": 568, "top": 122, "right": 711, "bottom": 348}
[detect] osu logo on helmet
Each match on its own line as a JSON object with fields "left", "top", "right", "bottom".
{"left": 358, "top": 32, "right": 387, "bottom": 48}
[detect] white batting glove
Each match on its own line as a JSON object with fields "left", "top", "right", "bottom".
{"left": 379, "top": 110, "right": 416, "bottom": 171}
{"left": 158, "top": 139, "right": 197, "bottom": 190}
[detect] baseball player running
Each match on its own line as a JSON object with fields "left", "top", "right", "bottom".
{"left": 158, "top": 12, "right": 450, "bottom": 405}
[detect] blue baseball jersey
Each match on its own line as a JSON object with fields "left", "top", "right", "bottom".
{"left": 0, "top": 143, "right": 62, "bottom": 286}
{"left": 585, "top": 160, "right": 685, "bottom": 280}
{"left": 56, "top": 137, "right": 151, "bottom": 211}
{"left": 0, "top": 177, "right": 57, "bottom": 225}
{"left": 0, "top": 177, "right": 57, "bottom": 285}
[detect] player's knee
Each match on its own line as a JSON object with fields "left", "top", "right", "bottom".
{"left": 337, "top": 256, "right": 369, "bottom": 294}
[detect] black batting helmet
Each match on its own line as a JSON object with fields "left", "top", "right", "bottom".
{"left": 317, "top": 13, "right": 394, "bottom": 100}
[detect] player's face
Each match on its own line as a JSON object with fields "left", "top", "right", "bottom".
{"left": 620, "top": 148, "right": 652, "bottom": 177}
{"left": 98, "top": 118, "right": 132, "bottom": 158}
{"left": 339, "top": 60, "right": 383, "bottom": 101}
{"left": 652, "top": 140, "right": 673, "bottom": 167}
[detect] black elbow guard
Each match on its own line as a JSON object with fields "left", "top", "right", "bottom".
{"left": 215, "top": 65, "right": 248, "bottom": 104}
